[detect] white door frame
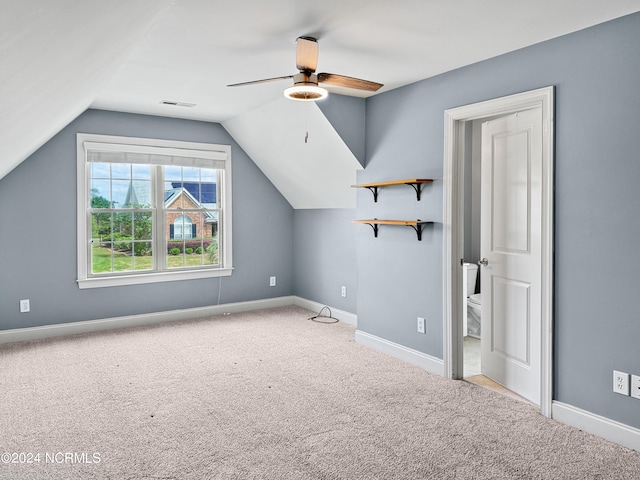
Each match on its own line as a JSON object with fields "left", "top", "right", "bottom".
{"left": 442, "top": 86, "right": 554, "bottom": 417}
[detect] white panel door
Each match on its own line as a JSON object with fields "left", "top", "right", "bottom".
{"left": 480, "top": 107, "right": 542, "bottom": 405}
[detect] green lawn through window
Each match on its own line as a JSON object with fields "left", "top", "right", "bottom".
{"left": 91, "top": 244, "right": 217, "bottom": 273}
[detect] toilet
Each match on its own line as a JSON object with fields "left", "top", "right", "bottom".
{"left": 462, "top": 263, "right": 481, "bottom": 338}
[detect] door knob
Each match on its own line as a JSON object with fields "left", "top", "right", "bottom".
{"left": 478, "top": 258, "right": 489, "bottom": 266}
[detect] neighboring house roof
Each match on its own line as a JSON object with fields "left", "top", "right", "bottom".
{"left": 174, "top": 182, "right": 216, "bottom": 205}
{"left": 125, "top": 181, "right": 218, "bottom": 222}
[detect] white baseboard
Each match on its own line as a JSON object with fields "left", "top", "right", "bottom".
{"left": 292, "top": 296, "right": 357, "bottom": 326}
{"left": 552, "top": 401, "right": 640, "bottom": 452}
{"left": 354, "top": 329, "right": 444, "bottom": 376}
{"left": 0, "top": 296, "right": 298, "bottom": 345}
{"left": 0, "top": 296, "right": 355, "bottom": 345}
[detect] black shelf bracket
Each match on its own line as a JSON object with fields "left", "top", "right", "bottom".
{"left": 405, "top": 182, "right": 423, "bottom": 201}
{"left": 409, "top": 223, "right": 423, "bottom": 241}
{"left": 364, "top": 222, "right": 379, "bottom": 237}
{"left": 365, "top": 186, "right": 380, "bottom": 202}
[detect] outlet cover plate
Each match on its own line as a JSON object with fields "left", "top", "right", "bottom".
{"left": 417, "top": 317, "right": 425, "bottom": 334}
{"left": 341, "top": 286, "right": 347, "bottom": 298}
{"left": 631, "top": 375, "right": 640, "bottom": 400}
{"left": 19, "top": 299, "right": 30, "bottom": 313}
{"left": 613, "top": 370, "right": 630, "bottom": 395}
{"left": 269, "top": 276, "right": 276, "bottom": 287}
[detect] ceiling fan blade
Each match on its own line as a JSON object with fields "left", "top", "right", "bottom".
{"left": 296, "top": 36, "right": 318, "bottom": 73}
{"left": 227, "top": 75, "right": 293, "bottom": 87}
{"left": 317, "top": 73, "right": 383, "bottom": 92}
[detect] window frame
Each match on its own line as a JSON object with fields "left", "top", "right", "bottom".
{"left": 76, "top": 133, "right": 233, "bottom": 289}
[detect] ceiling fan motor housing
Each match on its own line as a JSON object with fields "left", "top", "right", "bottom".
{"left": 293, "top": 72, "right": 317, "bottom": 84}
{"left": 284, "top": 73, "right": 327, "bottom": 101}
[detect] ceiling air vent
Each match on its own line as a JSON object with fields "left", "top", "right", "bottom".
{"left": 160, "top": 100, "right": 196, "bottom": 108}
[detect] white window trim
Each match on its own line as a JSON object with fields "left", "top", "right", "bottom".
{"left": 76, "top": 133, "right": 233, "bottom": 289}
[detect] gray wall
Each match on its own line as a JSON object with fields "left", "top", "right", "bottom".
{"left": 317, "top": 95, "right": 366, "bottom": 167}
{"left": 291, "top": 95, "right": 364, "bottom": 315}
{"left": 0, "top": 110, "right": 294, "bottom": 329}
{"left": 358, "top": 82, "right": 444, "bottom": 357}
{"left": 353, "top": 11, "right": 640, "bottom": 428}
{"left": 293, "top": 209, "right": 357, "bottom": 313}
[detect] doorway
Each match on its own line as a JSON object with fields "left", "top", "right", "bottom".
{"left": 442, "top": 87, "right": 554, "bottom": 417}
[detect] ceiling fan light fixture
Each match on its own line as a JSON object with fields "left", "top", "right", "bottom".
{"left": 284, "top": 84, "right": 328, "bottom": 101}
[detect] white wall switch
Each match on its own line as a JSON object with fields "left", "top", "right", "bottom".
{"left": 19, "top": 299, "right": 30, "bottom": 313}
{"left": 417, "top": 317, "right": 425, "bottom": 334}
{"left": 613, "top": 370, "right": 630, "bottom": 395}
{"left": 341, "top": 286, "right": 347, "bottom": 298}
{"left": 269, "top": 276, "right": 276, "bottom": 287}
{"left": 631, "top": 375, "right": 640, "bottom": 400}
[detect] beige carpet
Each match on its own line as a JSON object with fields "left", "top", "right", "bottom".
{"left": 1, "top": 305, "right": 639, "bottom": 479}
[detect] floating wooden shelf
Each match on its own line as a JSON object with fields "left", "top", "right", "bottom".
{"left": 352, "top": 178, "right": 433, "bottom": 202}
{"left": 353, "top": 219, "right": 432, "bottom": 241}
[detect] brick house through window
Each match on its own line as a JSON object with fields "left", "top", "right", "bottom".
{"left": 164, "top": 182, "right": 218, "bottom": 240}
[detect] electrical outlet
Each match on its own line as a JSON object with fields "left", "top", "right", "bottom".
{"left": 341, "top": 286, "right": 347, "bottom": 298}
{"left": 613, "top": 370, "right": 630, "bottom": 395}
{"left": 417, "top": 317, "right": 425, "bottom": 334}
{"left": 631, "top": 375, "right": 640, "bottom": 400}
{"left": 19, "top": 299, "right": 30, "bottom": 313}
{"left": 269, "top": 276, "right": 276, "bottom": 287}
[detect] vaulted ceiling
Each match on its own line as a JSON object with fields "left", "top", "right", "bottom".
{"left": 2, "top": 0, "right": 639, "bottom": 206}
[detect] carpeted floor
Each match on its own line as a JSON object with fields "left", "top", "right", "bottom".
{"left": 1, "top": 305, "right": 639, "bottom": 479}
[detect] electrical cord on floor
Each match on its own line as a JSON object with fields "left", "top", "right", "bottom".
{"left": 308, "top": 306, "right": 339, "bottom": 324}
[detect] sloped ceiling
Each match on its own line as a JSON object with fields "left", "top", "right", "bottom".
{"left": 224, "top": 98, "right": 363, "bottom": 209}
{"left": 2, "top": 0, "right": 640, "bottom": 202}
{"left": 0, "top": 0, "right": 169, "bottom": 181}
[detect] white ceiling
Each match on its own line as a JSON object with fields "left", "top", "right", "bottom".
{"left": 2, "top": 0, "right": 640, "bottom": 190}
{"left": 91, "top": 0, "right": 640, "bottom": 122}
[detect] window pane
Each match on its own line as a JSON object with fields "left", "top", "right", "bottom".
{"left": 91, "top": 212, "right": 112, "bottom": 241}
{"left": 112, "top": 180, "right": 131, "bottom": 208}
{"left": 167, "top": 247, "right": 185, "bottom": 269}
{"left": 132, "top": 164, "right": 151, "bottom": 180}
{"left": 111, "top": 163, "right": 131, "bottom": 179}
{"left": 182, "top": 166, "right": 199, "bottom": 181}
{"left": 91, "top": 162, "right": 111, "bottom": 179}
{"left": 91, "top": 180, "right": 111, "bottom": 207}
{"left": 113, "top": 242, "right": 133, "bottom": 272}
{"left": 189, "top": 183, "right": 202, "bottom": 203}
{"left": 164, "top": 165, "right": 182, "bottom": 182}
{"left": 205, "top": 212, "right": 218, "bottom": 238}
{"left": 92, "top": 242, "right": 113, "bottom": 274}
{"left": 205, "top": 238, "right": 219, "bottom": 266}
{"left": 200, "top": 168, "right": 216, "bottom": 183}
{"left": 201, "top": 180, "right": 216, "bottom": 206}
{"left": 133, "top": 242, "right": 153, "bottom": 271}
{"left": 164, "top": 181, "right": 182, "bottom": 209}
{"left": 175, "top": 215, "right": 193, "bottom": 239}
{"left": 113, "top": 212, "right": 133, "bottom": 238}
{"left": 133, "top": 212, "right": 153, "bottom": 241}
{"left": 129, "top": 180, "right": 152, "bottom": 208}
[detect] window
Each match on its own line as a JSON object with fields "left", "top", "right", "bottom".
{"left": 77, "top": 134, "right": 232, "bottom": 288}
{"left": 172, "top": 215, "right": 193, "bottom": 240}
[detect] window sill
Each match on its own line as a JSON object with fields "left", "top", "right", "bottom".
{"left": 77, "top": 267, "right": 233, "bottom": 289}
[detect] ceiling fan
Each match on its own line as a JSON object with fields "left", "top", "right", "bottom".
{"left": 227, "top": 36, "right": 383, "bottom": 101}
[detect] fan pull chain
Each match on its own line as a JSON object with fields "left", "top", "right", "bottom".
{"left": 304, "top": 102, "right": 309, "bottom": 144}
